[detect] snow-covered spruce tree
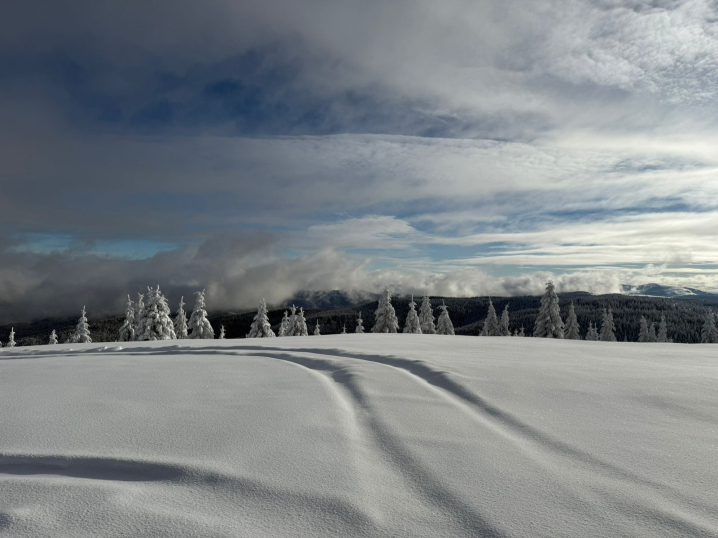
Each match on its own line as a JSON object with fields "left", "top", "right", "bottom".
{"left": 285, "top": 305, "right": 298, "bottom": 336}
{"left": 314, "top": 321, "right": 321, "bottom": 336}
{"left": 48, "top": 329, "right": 58, "bottom": 345}
{"left": 292, "top": 307, "right": 309, "bottom": 336}
{"left": 188, "top": 289, "right": 214, "bottom": 339}
{"left": 563, "top": 303, "right": 581, "bottom": 340}
{"left": 247, "top": 299, "right": 276, "bottom": 338}
{"left": 584, "top": 322, "right": 597, "bottom": 341}
{"left": 436, "top": 302, "right": 455, "bottom": 335}
{"left": 372, "top": 287, "right": 399, "bottom": 333}
{"left": 70, "top": 306, "right": 92, "bottom": 344}
{"left": 500, "top": 304, "right": 511, "bottom": 337}
{"left": 638, "top": 316, "right": 650, "bottom": 342}
{"left": 7, "top": 327, "right": 16, "bottom": 347}
{"left": 118, "top": 295, "right": 136, "bottom": 342}
{"left": 133, "top": 292, "right": 145, "bottom": 341}
{"left": 278, "top": 311, "right": 290, "bottom": 337}
{"left": 656, "top": 314, "right": 668, "bottom": 343}
{"left": 701, "top": 311, "right": 718, "bottom": 343}
{"left": 219, "top": 325, "right": 226, "bottom": 340}
{"left": 174, "top": 296, "right": 189, "bottom": 339}
{"left": 403, "top": 296, "right": 422, "bottom": 334}
{"left": 599, "top": 308, "right": 616, "bottom": 342}
{"left": 419, "top": 295, "right": 436, "bottom": 334}
{"left": 533, "top": 281, "right": 564, "bottom": 339}
{"left": 481, "top": 299, "right": 501, "bottom": 336}
{"left": 135, "top": 286, "right": 176, "bottom": 341}
{"left": 341, "top": 324, "right": 347, "bottom": 334}
{"left": 517, "top": 326, "right": 525, "bottom": 337}
{"left": 355, "top": 313, "right": 365, "bottom": 334}
{"left": 648, "top": 322, "right": 657, "bottom": 343}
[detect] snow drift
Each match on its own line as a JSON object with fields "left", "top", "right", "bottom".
{"left": 1, "top": 336, "right": 716, "bottom": 537}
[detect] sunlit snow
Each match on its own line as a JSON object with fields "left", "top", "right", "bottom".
{"left": 1, "top": 336, "right": 716, "bottom": 537}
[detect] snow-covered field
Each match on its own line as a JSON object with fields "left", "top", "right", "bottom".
{"left": 1, "top": 336, "right": 716, "bottom": 537}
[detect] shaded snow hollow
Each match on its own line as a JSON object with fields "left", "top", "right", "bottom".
{"left": 1, "top": 336, "right": 716, "bottom": 537}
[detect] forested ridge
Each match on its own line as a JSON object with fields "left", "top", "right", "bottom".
{"left": 5, "top": 291, "right": 717, "bottom": 345}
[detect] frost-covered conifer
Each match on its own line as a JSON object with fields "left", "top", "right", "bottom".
{"left": 436, "top": 302, "right": 455, "bottom": 335}
{"left": 278, "top": 311, "right": 290, "bottom": 337}
{"left": 638, "top": 316, "right": 650, "bottom": 342}
{"left": 314, "top": 321, "right": 321, "bottom": 336}
{"left": 70, "top": 306, "right": 92, "bottom": 344}
{"left": 219, "top": 325, "right": 226, "bottom": 339}
{"left": 403, "top": 296, "right": 422, "bottom": 334}
{"left": 247, "top": 299, "right": 276, "bottom": 338}
{"left": 700, "top": 311, "right": 718, "bottom": 343}
{"left": 372, "top": 287, "right": 399, "bottom": 333}
{"left": 291, "top": 307, "right": 309, "bottom": 336}
{"left": 7, "top": 327, "right": 16, "bottom": 347}
{"left": 285, "top": 305, "right": 298, "bottom": 336}
{"left": 355, "top": 313, "right": 365, "bottom": 334}
{"left": 648, "top": 322, "right": 657, "bottom": 342}
{"left": 500, "top": 304, "right": 511, "bottom": 336}
{"left": 188, "top": 290, "right": 214, "bottom": 339}
{"left": 341, "top": 324, "right": 347, "bottom": 334}
{"left": 419, "top": 296, "right": 436, "bottom": 334}
{"left": 585, "top": 322, "right": 599, "bottom": 341}
{"left": 517, "top": 326, "right": 525, "bottom": 337}
{"left": 174, "top": 296, "right": 188, "bottom": 339}
{"left": 136, "top": 286, "right": 176, "bottom": 341}
{"left": 133, "top": 293, "right": 145, "bottom": 341}
{"left": 481, "top": 299, "right": 501, "bottom": 336}
{"left": 599, "top": 308, "right": 616, "bottom": 342}
{"left": 533, "top": 281, "right": 564, "bottom": 338}
{"left": 48, "top": 329, "right": 58, "bottom": 345}
{"left": 564, "top": 303, "right": 581, "bottom": 340}
{"left": 656, "top": 314, "right": 668, "bottom": 343}
{"left": 118, "top": 295, "right": 136, "bottom": 342}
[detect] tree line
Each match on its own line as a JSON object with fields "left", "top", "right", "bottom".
{"left": 3, "top": 282, "right": 718, "bottom": 346}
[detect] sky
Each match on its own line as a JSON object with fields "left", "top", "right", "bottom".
{"left": 2, "top": 0, "right": 718, "bottom": 323}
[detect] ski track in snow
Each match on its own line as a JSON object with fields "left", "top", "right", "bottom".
{"left": 1, "top": 336, "right": 717, "bottom": 537}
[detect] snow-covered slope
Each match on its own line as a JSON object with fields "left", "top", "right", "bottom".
{"left": 1, "top": 336, "right": 716, "bottom": 537}
{"left": 621, "top": 283, "right": 716, "bottom": 298}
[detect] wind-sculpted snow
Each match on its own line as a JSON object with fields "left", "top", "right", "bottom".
{"left": 1, "top": 336, "right": 717, "bottom": 537}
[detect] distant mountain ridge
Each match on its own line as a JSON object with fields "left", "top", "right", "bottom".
{"left": 620, "top": 283, "right": 717, "bottom": 298}
{"left": 280, "top": 290, "right": 380, "bottom": 311}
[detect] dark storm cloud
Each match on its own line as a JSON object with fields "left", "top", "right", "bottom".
{"left": 0, "top": 231, "right": 340, "bottom": 324}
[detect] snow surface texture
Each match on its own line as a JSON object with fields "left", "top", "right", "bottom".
{"left": 1, "top": 336, "right": 716, "bottom": 537}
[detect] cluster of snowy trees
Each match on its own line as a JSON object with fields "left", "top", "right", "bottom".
{"left": 636, "top": 314, "right": 672, "bottom": 343}
{"left": 479, "top": 298, "right": 525, "bottom": 337}
{"left": 468, "top": 281, "right": 690, "bottom": 343}
{"left": 367, "top": 289, "right": 455, "bottom": 335}
{"left": 529, "top": 281, "right": 680, "bottom": 342}
{"left": 529, "top": 281, "right": 625, "bottom": 341}
{"left": 5, "top": 287, "right": 219, "bottom": 346}
{"left": 2, "top": 307, "right": 94, "bottom": 347}
{"left": 115, "top": 287, "right": 216, "bottom": 342}
{"left": 277, "top": 289, "right": 456, "bottom": 338}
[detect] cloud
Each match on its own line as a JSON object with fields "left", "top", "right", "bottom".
{"left": 5, "top": 129, "right": 717, "bottom": 237}
{"left": 3, "top": 0, "right": 718, "bottom": 322}
{"left": 0, "top": 231, "right": 625, "bottom": 324}
{"left": 304, "top": 216, "right": 418, "bottom": 250}
{"left": 445, "top": 211, "right": 718, "bottom": 266}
